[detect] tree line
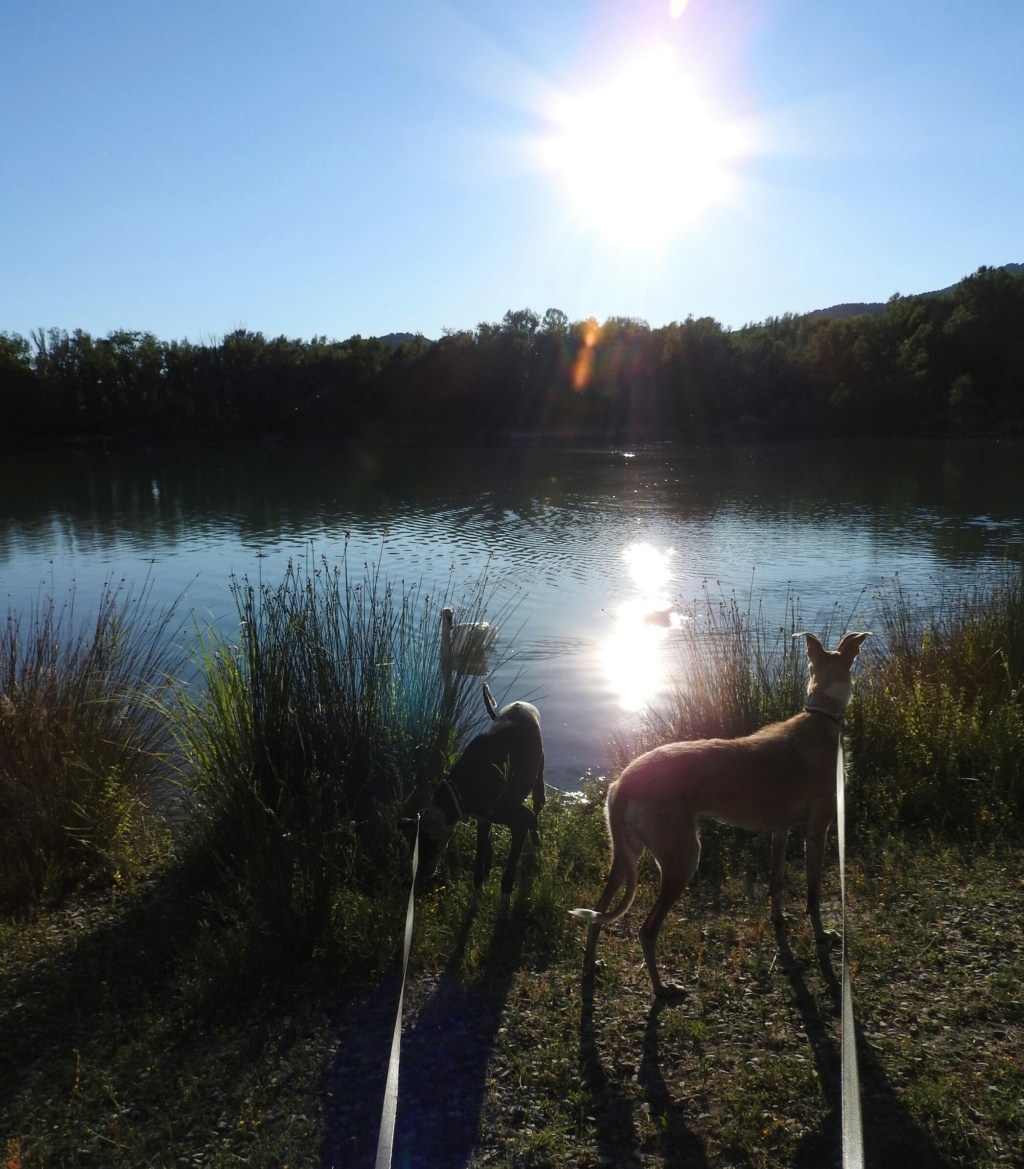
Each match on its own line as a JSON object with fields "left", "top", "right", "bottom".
{"left": 2, "top": 265, "right": 1022, "bottom": 446}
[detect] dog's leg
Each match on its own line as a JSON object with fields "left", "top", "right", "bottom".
{"left": 530, "top": 754, "right": 546, "bottom": 841}
{"left": 804, "top": 819, "right": 837, "bottom": 945}
{"left": 474, "top": 820, "right": 494, "bottom": 899}
{"left": 581, "top": 858, "right": 631, "bottom": 976}
{"left": 770, "top": 829, "right": 791, "bottom": 931}
{"left": 638, "top": 870, "right": 692, "bottom": 999}
{"left": 638, "top": 827, "right": 701, "bottom": 998}
{"left": 497, "top": 805, "right": 538, "bottom": 909}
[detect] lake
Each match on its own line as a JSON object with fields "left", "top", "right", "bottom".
{"left": 2, "top": 438, "right": 1022, "bottom": 791}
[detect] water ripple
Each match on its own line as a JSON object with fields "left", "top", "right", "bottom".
{"left": 2, "top": 440, "right": 1022, "bottom": 788}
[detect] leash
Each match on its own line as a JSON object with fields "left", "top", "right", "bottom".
{"left": 375, "top": 749, "right": 860, "bottom": 1168}
{"left": 836, "top": 739, "right": 864, "bottom": 1169}
{"left": 375, "top": 814, "right": 419, "bottom": 1169}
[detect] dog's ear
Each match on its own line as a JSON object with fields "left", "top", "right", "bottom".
{"left": 796, "top": 631, "right": 826, "bottom": 665}
{"left": 836, "top": 631, "right": 871, "bottom": 664}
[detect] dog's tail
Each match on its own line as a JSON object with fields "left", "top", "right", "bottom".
{"left": 569, "top": 787, "right": 641, "bottom": 926}
{"left": 482, "top": 680, "right": 498, "bottom": 720}
{"left": 568, "top": 869, "right": 640, "bottom": 930}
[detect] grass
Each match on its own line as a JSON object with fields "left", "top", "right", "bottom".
{"left": 0, "top": 576, "right": 183, "bottom": 916}
{"left": 850, "top": 563, "right": 1024, "bottom": 842}
{"left": 171, "top": 542, "right": 525, "bottom": 961}
{"left": 3, "top": 806, "right": 1019, "bottom": 1168}
{"left": 1, "top": 555, "right": 1023, "bottom": 1167}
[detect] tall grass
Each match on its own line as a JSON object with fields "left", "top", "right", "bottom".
{"left": 0, "top": 579, "right": 182, "bottom": 916}
{"left": 173, "top": 544, "right": 519, "bottom": 952}
{"left": 617, "top": 565, "right": 1024, "bottom": 847}
{"left": 616, "top": 587, "right": 826, "bottom": 767}
{"left": 850, "top": 561, "right": 1024, "bottom": 840}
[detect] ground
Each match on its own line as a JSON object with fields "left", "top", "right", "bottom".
{"left": 2, "top": 842, "right": 1020, "bottom": 1168}
{"left": 319, "top": 845, "right": 1023, "bottom": 1169}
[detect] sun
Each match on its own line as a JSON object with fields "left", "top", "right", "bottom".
{"left": 545, "top": 45, "right": 741, "bottom": 248}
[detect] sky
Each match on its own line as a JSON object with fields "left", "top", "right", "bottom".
{"left": 2, "top": 0, "right": 1022, "bottom": 344}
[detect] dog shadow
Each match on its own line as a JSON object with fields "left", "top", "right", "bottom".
{"left": 576, "top": 922, "right": 953, "bottom": 1169}
{"left": 579, "top": 962, "right": 711, "bottom": 1169}
{"left": 320, "top": 865, "right": 535, "bottom": 1169}
{"left": 773, "top": 923, "right": 952, "bottom": 1169}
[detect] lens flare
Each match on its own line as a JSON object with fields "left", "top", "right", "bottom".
{"left": 572, "top": 317, "right": 600, "bottom": 391}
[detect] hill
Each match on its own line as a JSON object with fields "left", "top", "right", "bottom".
{"left": 375, "top": 331, "right": 430, "bottom": 349}
{"left": 808, "top": 261, "right": 1023, "bottom": 321}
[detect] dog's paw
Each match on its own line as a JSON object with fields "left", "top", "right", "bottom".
{"left": 654, "top": 980, "right": 688, "bottom": 1001}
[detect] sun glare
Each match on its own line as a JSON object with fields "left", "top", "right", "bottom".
{"left": 602, "top": 543, "right": 685, "bottom": 711}
{"left": 545, "top": 45, "right": 741, "bottom": 248}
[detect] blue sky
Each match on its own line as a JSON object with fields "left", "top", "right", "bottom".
{"left": 2, "top": 0, "right": 1021, "bottom": 343}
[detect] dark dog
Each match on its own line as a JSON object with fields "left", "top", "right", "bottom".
{"left": 410, "top": 682, "right": 545, "bottom": 904}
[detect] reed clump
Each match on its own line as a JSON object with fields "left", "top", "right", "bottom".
{"left": 0, "top": 579, "right": 181, "bottom": 916}
{"left": 172, "top": 546, "right": 516, "bottom": 956}
{"left": 850, "top": 561, "right": 1024, "bottom": 840}
{"left": 616, "top": 564, "right": 1024, "bottom": 848}
{"left": 614, "top": 588, "right": 818, "bottom": 772}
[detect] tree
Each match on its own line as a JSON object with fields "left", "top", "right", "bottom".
{"left": 0, "top": 332, "right": 38, "bottom": 436}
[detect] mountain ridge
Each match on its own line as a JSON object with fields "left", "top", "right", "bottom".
{"left": 807, "top": 262, "right": 1023, "bottom": 321}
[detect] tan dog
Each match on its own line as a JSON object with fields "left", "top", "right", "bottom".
{"left": 572, "top": 631, "right": 869, "bottom": 998}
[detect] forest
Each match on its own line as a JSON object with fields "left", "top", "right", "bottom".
{"left": 2, "top": 264, "right": 1022, "bottom": 446}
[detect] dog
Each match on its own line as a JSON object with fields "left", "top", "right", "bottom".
{"left": 572, "top": 631, "right": 869, "bottom": 998}
{"left": 410, "top": 681, "right": 545, "bottom": 904}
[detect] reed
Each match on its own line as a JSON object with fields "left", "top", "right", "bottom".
{"left": 173, "top": 543, "right": 519, "bottom": 953}
{"left": 615, "top": 565, "right": 1024, "bottom": 845}
{"left": 615, "top": 587, "right": 818, "bottom": 766}
{"left": 850, "top": 560, "right": 1024, "bottom": 840}
{"left": 0, "top": 578, "right": 182, "bottom": 916}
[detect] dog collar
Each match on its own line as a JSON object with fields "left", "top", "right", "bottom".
{"left": 441, "top": 777, "right": 466, "bottom": 822}
{"left": 804, "top": 696, "right": 846, "bottom": 726}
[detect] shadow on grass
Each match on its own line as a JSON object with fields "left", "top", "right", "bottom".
{"left": 773, "top": 923, "right": 952, "bottom": 1169}
{"left": 579, "top": 958, "right": 711, "bottom": 1169}
{"left": 639, "top": 997, "right": 713, "bottom": 1169}
{"left": 320, "top": 864, "right": 536, "bottom": 1169}
{"left": 1, "top": 873, "right": 194, "bottom": 1084}
{"left": 574, "top": 912, "right": 953, "bottom": 1169}
{"left": 0, "top": 864, "right": 328, "bottom": 1165}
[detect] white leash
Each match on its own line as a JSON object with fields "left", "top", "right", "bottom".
{"left": 374, "top": 760, "right": 860, "bottom": 1167}
{"left": 836, "top": 739, "right": 864, "bottom": 1169}
{"left": 375, "top": 816, "right": 419, "bottom": 1169}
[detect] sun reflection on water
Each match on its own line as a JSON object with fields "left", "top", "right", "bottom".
{"left": 602, "top": 542, "right": 686, "bottom": 711}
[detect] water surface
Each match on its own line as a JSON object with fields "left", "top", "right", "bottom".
{"left": 2, "top": 439, "right": 1021, "bottom": 789}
